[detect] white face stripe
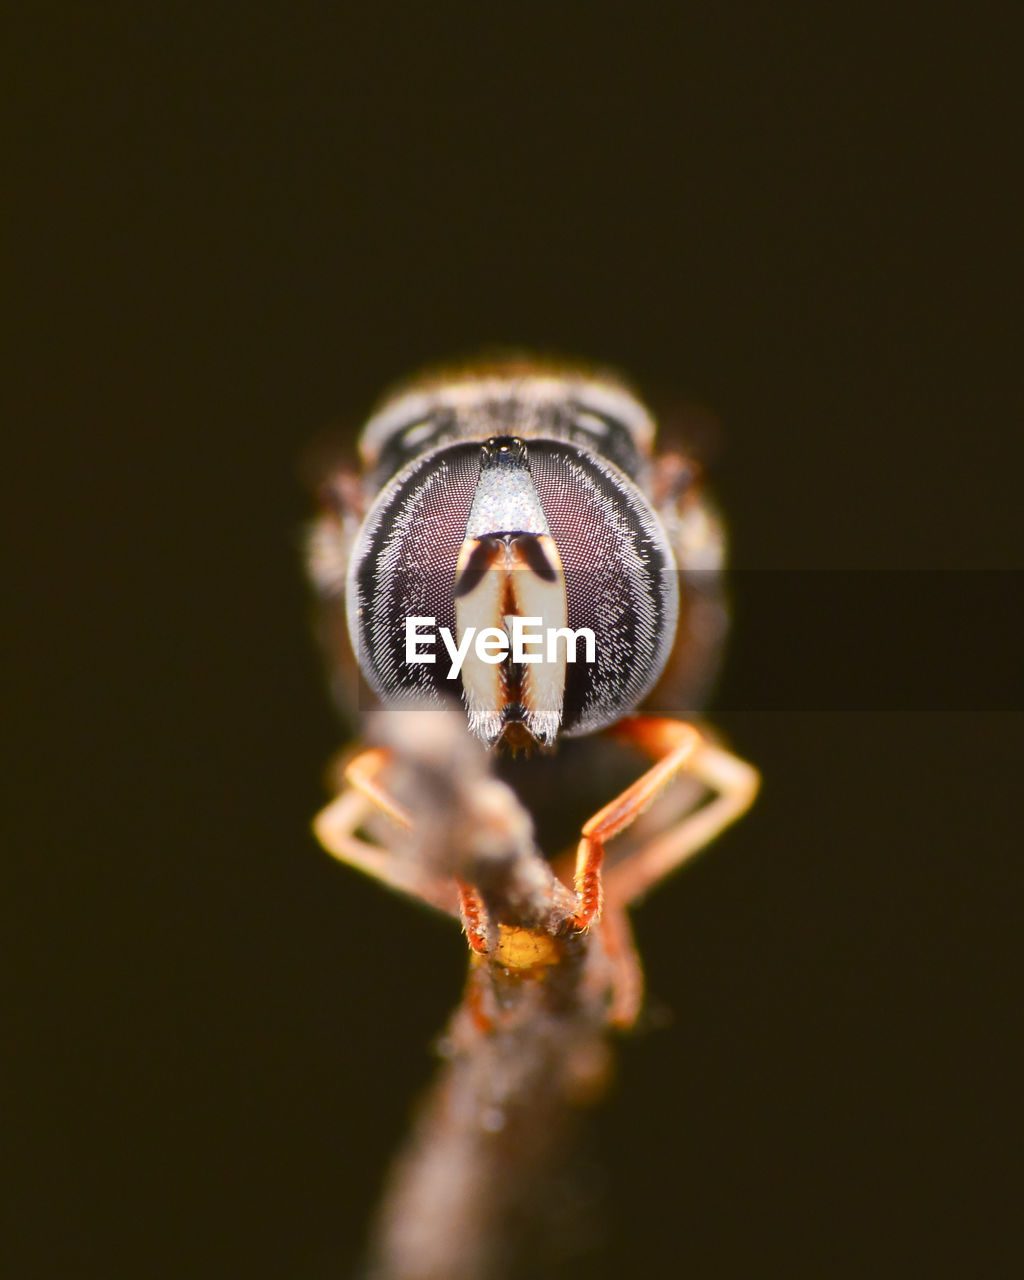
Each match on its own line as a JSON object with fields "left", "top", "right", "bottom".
{"left": 453, "top": 533, "right": 569, "bottom": 747}
{"left": 454, "top": 540, "right": 508, "bottom": 744}
{"left": 359, "top": 374, "right": 656, "bottom": 468}
{"left": 510, "top": 535, "right": 568, "bottom": 744}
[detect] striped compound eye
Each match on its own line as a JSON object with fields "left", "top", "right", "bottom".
{"left": 346, "top": 434, "right": 678, "bottom": 747}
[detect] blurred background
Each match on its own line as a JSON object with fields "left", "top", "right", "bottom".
{"left": 5, "top": 5, "right": 1020, "bottom": 1277}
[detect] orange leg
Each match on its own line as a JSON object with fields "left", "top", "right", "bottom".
{"left": 317, "top": 748, "right": 501, "bottom": 954}
{"left": 312, "top": 747, "right": 458, "bottom": 917}
{"left": 570, "top": 717, "right": 757, "bottom": 930}
{"left": 570, "top": 718, "right": 701, "bottom": 929}
{"left": 597, "top": 905, "right": 645, "bottom": 1029}
{"left": 454, "top": 878, "right": 489, "bottom": 955}
{"left": 344, "top": 747, "right": 413, "bottom": 829}
{"left": 604, "top": 734, "right": 759, "bottom": 908}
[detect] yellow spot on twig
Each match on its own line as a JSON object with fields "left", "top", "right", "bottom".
{"left": 494, "top": 925, "right": 560, "bottom": 971}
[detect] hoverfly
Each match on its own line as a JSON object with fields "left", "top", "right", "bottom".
{"left": 307, "top": 359, "right": 758, "bottom": 1027}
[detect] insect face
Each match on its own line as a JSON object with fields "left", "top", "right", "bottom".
{"left": 343, "top": 371, "right": 680, "bottom": 749}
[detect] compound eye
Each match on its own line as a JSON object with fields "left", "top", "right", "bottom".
{"left": 526, "top": 442, "right": 679, "bottom": 735}
{"left": 346, "top": 442, "right": 482, "bottom": 707}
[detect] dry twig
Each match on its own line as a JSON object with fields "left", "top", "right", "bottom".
{"left": 351, "top": 711, "right": 622, "bottom": 1280}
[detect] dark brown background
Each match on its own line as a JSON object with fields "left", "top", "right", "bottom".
{"left": 5, "top": 6, "right": 1020, "bottom": 1278}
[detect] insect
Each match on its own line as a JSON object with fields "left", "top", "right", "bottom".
{"left": 307, "top": 358, "right": 758, "bottom": 1027}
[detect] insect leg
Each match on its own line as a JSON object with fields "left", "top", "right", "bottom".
{"left": 597, "top": 905, "right": 645, "bottom": 1029}
{"left": 344, "top": 747, "right": 414, "bottom": 829}
{"left": 313, "top": 748, "right": 459, "bottom": 916}
{"left": 570, "top": 717, "right": 758, "bottom": 929}
{"left": 604, "top": 729, "right": 760, "bottom": 909}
